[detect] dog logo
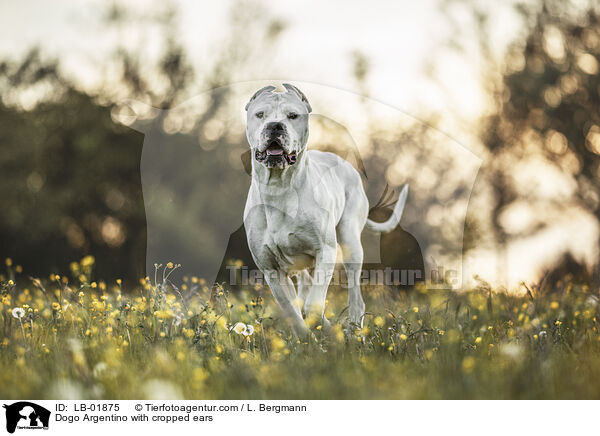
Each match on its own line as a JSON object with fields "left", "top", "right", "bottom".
{"left": 3, "top": 402, "right": 50, "bottom": 433}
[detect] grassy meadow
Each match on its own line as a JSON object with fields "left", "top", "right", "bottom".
{"left": 1, "top": 256, "right": 600, "bottom": 399}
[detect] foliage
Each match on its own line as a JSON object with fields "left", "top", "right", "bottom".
{"left": 1, "top": 258, "right": 600, "bottom": 399}
{"left": 478, "top": 2, "right": 600, "bottom": 277}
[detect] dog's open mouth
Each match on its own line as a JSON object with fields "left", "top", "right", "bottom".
{"left": 255, "top": 140, "right": 298, "bottom": 167}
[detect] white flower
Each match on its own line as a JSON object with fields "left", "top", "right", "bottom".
{"left": 500, "top": 342, "right": 523, "bottom": 360}
{"left": 93, "top": 362, "right": 108, "bottom": 378}
{"left": 231, "top": 322, "right": 254, "bottom": 337}
{"left": 11, "top": 308, "right": 25, "bottom": 319}
{"left": 232, "top": 322, "right": 247, "bottom": 335}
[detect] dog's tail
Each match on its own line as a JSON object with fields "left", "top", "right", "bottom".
{"left": 365, "top": 184, "right": 409, "bottom": 233}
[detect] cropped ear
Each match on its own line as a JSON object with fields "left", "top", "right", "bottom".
{"left": 282, "top": 83, "right": 312, "bottom": 113}
{"left": 245, "top": 86, "right": 276, "bottom": 111}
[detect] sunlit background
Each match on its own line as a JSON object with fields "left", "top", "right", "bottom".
{"left": 0, "top": 0, "right": 598, "bottom": 290}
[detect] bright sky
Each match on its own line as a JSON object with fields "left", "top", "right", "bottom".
{"left": 0, "top": 0, "right": 522, "bottom": 123}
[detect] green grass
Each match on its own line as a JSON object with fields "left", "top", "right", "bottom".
{"left": 1, "top": 257, "right": 600, "bottom": 399}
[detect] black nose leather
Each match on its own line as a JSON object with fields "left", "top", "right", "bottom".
{"left": 267, "top": 122, "right": 284, "bottom": 132}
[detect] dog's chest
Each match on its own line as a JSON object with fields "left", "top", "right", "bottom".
{"left": 246, "top": 203, "right": 327, "bottom": 272}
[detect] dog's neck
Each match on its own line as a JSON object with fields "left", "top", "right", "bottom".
{"left": 251, "top": 148, "right": 308, "bottom": 193}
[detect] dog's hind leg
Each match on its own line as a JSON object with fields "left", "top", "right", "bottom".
{"left": 337, "top": 193, "right": 368, "bottom": 328}
{"left": 338, "top": 228, "right": 365, "bottom": 328}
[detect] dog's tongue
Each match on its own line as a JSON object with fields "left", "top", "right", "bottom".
{"left": 267, "top": 148, "right": 284, "bottom": 155}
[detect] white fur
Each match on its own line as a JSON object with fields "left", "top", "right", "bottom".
{"left": 243, "top": 84, "right": 408, "bottom": 335}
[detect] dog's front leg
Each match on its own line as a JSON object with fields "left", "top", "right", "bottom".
{"left": 263, "top": 270, "right": 308, "bottom": 337}
{"left": 304, "top": 246, "right": 337, "bottom": 326}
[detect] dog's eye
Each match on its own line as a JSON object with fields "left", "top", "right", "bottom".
{"left": 255, "top": 111, "right": 264, "bottom": 119}
{"left": 287, "top": 112, "right": 298, "bottom": 120}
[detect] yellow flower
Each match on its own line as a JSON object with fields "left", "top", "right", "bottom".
{"left": 413, "top": 307, "right": 419, "bottom": 313}
{"left": 374, "top": 316, "right": 385, "bottom": 328}
{"left": 193, "top": 368, "right": 208, "bottom": 383}
{"left": 474, "top": 337, "right": 482, "bottom": 344}
{"left": 5, "top": 258, "right": 12, "bottom": 267}
{"left": 550, "top": 301, "right": 559, "bottom": 309}
{"left": 167, "top": 262, "right": 174, "bottom": 269}
{"left": 81, "top": 255, "right": 95, "bottom": 267}
{"left": 400, "top": 334, "right": 407, "bottom": 341}
{"left": 462, "top": 356, "right": 476, "bottom": 373}
{"left": 215, "top": 344, "right": 223, "bottom": 354}
{"left": 52, "top": 302, "right": 61, "bottom": 311}
{"left": 271, "top": 336, "right": 286, "bottom": 352}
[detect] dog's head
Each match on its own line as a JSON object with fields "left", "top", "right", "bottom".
{"left": 245, "top": 84, "right": 312, "bottom": 169}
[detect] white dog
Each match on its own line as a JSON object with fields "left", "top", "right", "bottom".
{"left": 243, "top": 84, "right": 408, "bottom": 336}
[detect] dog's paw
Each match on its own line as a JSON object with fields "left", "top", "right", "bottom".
{"left": 348, "top": 308, "right": 365, "bottom": 329}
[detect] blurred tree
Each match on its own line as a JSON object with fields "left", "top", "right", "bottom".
{"left": 0, "top": 1, "right": 286, "bottom": 284}
{"left": 479, "top": 1, "right": 600, "bottom": 287}
{"left": 0, "top": 50, "right": 147, "bottom": 282}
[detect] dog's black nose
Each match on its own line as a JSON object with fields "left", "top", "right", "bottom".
{"left": 266, "top": 122, "right": 285, "bottom": 132}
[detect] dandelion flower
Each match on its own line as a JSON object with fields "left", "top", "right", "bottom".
{"left": 400, "top": 334, "right": 408, "bottom": 341}
{"left": 550, "top": 301, "right": 559, "bottom": 309}
{"left": 12, "top": 307, "right": 25, "bottom": 319}
{"left": 462, "top": 356, "right": 476, "bottom": 373}
{"left": 81, "top": 255, "right": 95, "bottom": 267}
{"left": 374, "top": 316, "right": 385, "bottom": 327}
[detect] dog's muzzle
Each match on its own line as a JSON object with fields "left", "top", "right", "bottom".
{"left": 255, "top": 123, "right": 298, "bottom": 168}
